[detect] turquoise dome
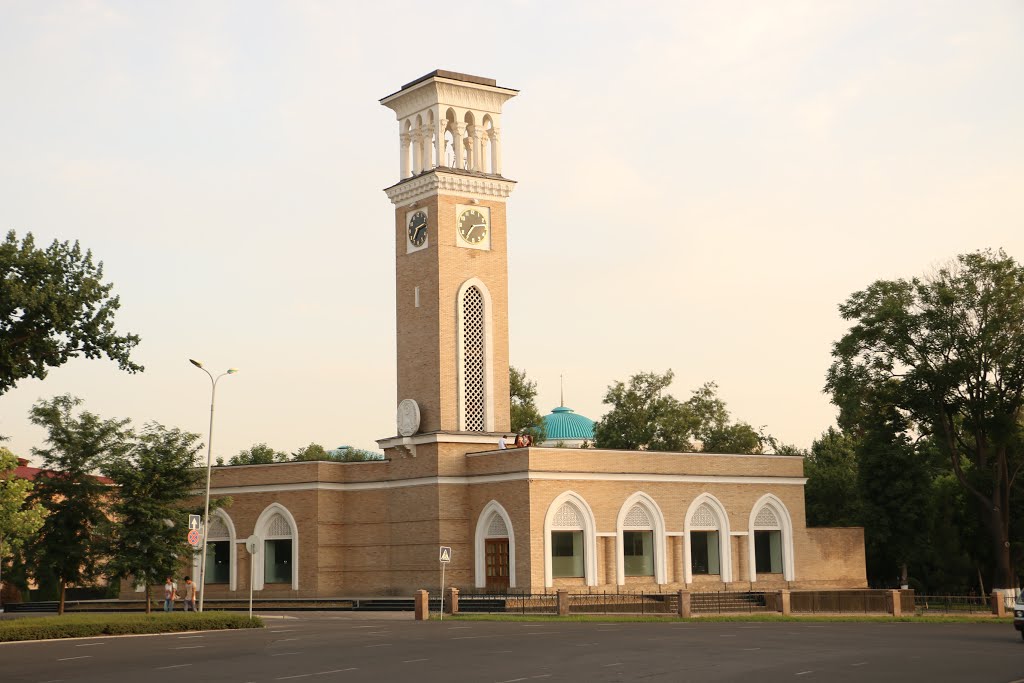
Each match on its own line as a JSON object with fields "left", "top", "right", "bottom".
{"left": 542, "top": 406, "right": 595, "bottom": 441}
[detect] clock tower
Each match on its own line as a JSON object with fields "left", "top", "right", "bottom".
{"left": 380, "top": 71, "right": 517, "bottom": 437}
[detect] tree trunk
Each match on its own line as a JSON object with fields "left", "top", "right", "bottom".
{"left": 992, "top": 507, "right": 1014, "bottom": 590}
{"left": 58, "top": 580, "right": 65, "bottom": 616}
{"left": 899, "top": 563, "right": 908, "bottom": 589}
{"left": 145, "top": 583, "right": 151, "bottom": 614}
{"left": 977, "top": 567, "right": 986, "bottom": 597}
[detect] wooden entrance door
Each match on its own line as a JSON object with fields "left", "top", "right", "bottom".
{"left": 484, "top": 538, "right": 510, "bottom": 591}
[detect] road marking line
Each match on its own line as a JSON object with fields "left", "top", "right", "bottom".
{"left": 171, "top": 645, "right": 204, "bottom": 649}
{"left": 453, "top": 634, "right": 499, "bottom": 640}
{"left": 602, "top": 663, "right": 623, "bottom": 668}
{"left": 448, "top": 626, "right": 471, "bottom": 630}
{"left": 177, "top": 635, "right": 204, "bottom": 639}
{"left": 719, "top": 634, "right": 737, "bottom": 637}
{"left": 531, "top": 676, "right": 552, "bottom": 680}
{"left": 404, "top": 658, "right": 429, "bottom": 663}
{"left": 522, "top": 631, "right": 557, "bottom": 636}
{"left": 743, "top": 647, "right": 761, "bottom": 651}
{"left": 279, "top": 637, "right": 300, "bottom": 642}
{"left": 495, "top": 678, "right": 528, "bottom": 683}
{"left": 75, "top": 643, "right": 106, "bottom": 647}
{"left": 156, "top": 664, "right": 192, "bottom": 670}
{"left": 364, "top": 643, "right": 392, "bottom": 647}
{"left": 57, "top": 656, "right": 92, "bottom": 661}
{"left": 270, "top": 629, "right": 297, "bottom": 633}
{"left": 795, "top": 671, "right": 813, "bottom": 676}
{"left": 851, "top": 662, "right": 868, "bottom": 667}
{"left": 271, "top": 652, "right": 302, "bottom": 656}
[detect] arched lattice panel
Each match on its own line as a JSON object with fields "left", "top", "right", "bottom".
{"left": 623, "top": 504, "right": 652, "bottom": 529}
{"left": 266, "top": 513, "right": 293, "bottom": 538}
{"left": 461, "top": 286, "right": 486, "bottom": 431}
{"left": 553, "top": 502, "right": 583, "bottom": 529}
{"left": 487, "top": 513, "right": 509, "bottom": 537}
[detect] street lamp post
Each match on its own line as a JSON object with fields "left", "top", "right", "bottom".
{"left": 190, "top": 359, "right": 237, "bottom": 613}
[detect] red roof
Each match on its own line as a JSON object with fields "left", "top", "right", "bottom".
{"left": 11, "top": 457, "right": 113, "bottom": 485}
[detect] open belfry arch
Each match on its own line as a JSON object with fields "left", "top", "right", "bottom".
{"left": 151, "top": 70, "right": 866, "bottom": 602}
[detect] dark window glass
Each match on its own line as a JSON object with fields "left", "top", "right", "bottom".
{"left": 551, "top": 531, "right": 584, "bottom": 578}
{"left": 690, "top": 531, "right": 720, "bottom": 575}
{"left": 265, "top": 539, "right": 293, "bottom": 584}
{"left": 623, "top": 530, "right": 654, "bottom": 576}
{"left": 205, "top": 541, "right": 230, "bottom": 584}
{"left": 754, "top": 530, "right": 783, "bottom": 574}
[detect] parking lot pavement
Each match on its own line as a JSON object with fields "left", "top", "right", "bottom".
{"left": 2, "top": 617, "right": 1023, "bottom": 682}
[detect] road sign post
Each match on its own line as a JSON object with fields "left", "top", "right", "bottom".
{"left": 246, "top": 535, "right": 259, "bottom": 619}
{"left": 439, "top": 546, "right": 451, "bottom": 622}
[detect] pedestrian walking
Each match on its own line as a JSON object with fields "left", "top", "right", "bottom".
{"left": 182, "top": 576, "right": 197, "bottom": 612}
{"left": 163, "top": 577, "right": 177, "bottom": 612}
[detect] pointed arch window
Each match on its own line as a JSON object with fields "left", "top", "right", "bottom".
{"left": 457, "top": 278, "right": 494, "bottom": 432}
{"left": 748, "top": 495, "right": 795, "bottom": 582}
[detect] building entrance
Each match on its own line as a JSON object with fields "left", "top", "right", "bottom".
{"left": 485, "top": 538, "right": 510, "bottom": 590}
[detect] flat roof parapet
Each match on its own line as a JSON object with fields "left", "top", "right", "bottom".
{"left": 401, "top": 69, "right": 497, "bottom": 90}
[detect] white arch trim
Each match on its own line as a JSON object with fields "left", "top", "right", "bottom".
{"left": 543, "top": 491, "right": 598, "bottom": 588}
{"left": 615, "top": 492, "right": 667, "bottom": 586}
{"left": 190, "top": 508, "right": 239, "bottom": 591}
{"left": 747, "top": 494, "right": 795, "bottom": 583}
{"left": 683, "top": 493, "right": 733, "bottom": 584}
{"left": 455, "top": 277, "right": 496, "bottom": 432}
{"left": 474, "top": 500, "right": 517, "bottom": 589}
{"left": 253, "top": 503, "right": 300, "bottom": 591}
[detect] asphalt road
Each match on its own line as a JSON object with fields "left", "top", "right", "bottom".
{"left": 2, "top": 614, "right": 1023, "bottom": 683}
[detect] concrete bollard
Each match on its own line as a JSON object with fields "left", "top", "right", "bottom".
{"left": 414, "top": 590, "right": 429, "bottom": 621}
{"left": 780, "top": 589, "right": 791, "bottom": 616}
{"left": 446, "top": 587, "right": 460, "bottom": 615}
{"left": 991, "top": 591, "right": 1008, "bottom": 618}
{"left": 557, "top": 589, "right": 569, "bottom": 616}
{"left": 677, "top": 590, "right": 691, "bottom": 618}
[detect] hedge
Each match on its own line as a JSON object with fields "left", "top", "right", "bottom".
{"left": 0, "top": 612, "right": 263, "bottom": 643}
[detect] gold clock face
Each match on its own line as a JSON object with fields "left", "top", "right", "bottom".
{"left": 407, "top": 211, "right": 427, "bottom": 247}
{"left": 458, "top": 208, "right": 488, "bottom": 245}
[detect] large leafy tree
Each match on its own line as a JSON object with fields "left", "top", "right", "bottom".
{"left": 826, "top": 249, "right": 1024, "bottom": 589}
{"left": 292, "top": 443, "right": 331, "bottom": 461}
{"left": 103, "top": 424, "right": 203, "bottom": 613}
{"left": 0, "top": 447, "right": 46, "bottom": 608}
{"left": 27, "top": 396, "right": 130, "bottom": 613}
{"left": 0, "top": 230, "right": 142, "bottom": 395}
{"left": 510, "top": 367, "right": 546, "bottom": 443}
{"left": 803, "top": 427, "right": 861, "bottom": 528}
{"left": 593, "top": 370, "right": 695, "bottom": 451}
{"left": 223, "top": 443, "right": 288, "bottom": 466}
{"left": 594, "top": 371, "right": 775, "bottom": 453}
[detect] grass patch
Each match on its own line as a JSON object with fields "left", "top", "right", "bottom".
{"left": 445, "top": 613, "right": 1012, "bottom": 625}
{"left": 0, "top": 612, "right": 263, "bottom": 643}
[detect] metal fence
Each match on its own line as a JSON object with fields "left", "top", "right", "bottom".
{"left": 567, "top": 591, "right": 676, "bottom": 615}
{"left": 691, "top": 591, "right": 774, "bottom": 614}
{"left": 913, "top": 594, "right": 993, "bottom": 615}
{"left": 457, "top": 593, "right": 558, "bottom": 615}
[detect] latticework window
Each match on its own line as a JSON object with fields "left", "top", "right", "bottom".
{"left": 461, "top": 286, "right": 486, "bottom": 431}
{"left": 553, "top": 502, "right": 582, "bottom": 529}
{"left": 487, "top": 513, "right": 509, "bottom": 537}
{"left": 267, "top": 513, "right": 293, "bottom": 538}
{"left": 754, "top": 506, "right": 780, "bottom": 528}
{"left": 207, "top": 516, "right": 229, "bottom": 540}
{"left": 690, "top": 503, "right": 718, "bottom": 529}
{"left": 623, "top": 505, "right": 652, "bottom": 529}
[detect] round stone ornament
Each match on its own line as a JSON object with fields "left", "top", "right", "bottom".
{"left": 397, "top": 398, "right": 421, "bottom": 437}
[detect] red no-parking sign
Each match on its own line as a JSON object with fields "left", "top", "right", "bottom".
{"left": 188, "top": 529, "right": 201, "bottom": 547}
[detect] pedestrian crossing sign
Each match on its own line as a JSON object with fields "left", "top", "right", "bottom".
{"left": 439, "top": 546, "right": 452, "bottom": 563}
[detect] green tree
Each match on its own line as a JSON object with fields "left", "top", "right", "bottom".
{"left": 827, "top": 249, "right": 1024, "bottom": 589}
{"left": 102, "top": 424, "right": 203, "bottom": 613}
{"left": 330, "top": 447, "right": 384, "bottom": 462}
{"left": 804, "top": 427, "right": 862, "bottom": 528}
{"left": 27, "top": 396, "right": 130, "bottom": 614}
{"left": 226, "top": 443, "right": 288, "bottom": 466}
{"left": 593, "top": 370, "right": 695, "bottom": 451}
{"left": 292, "top": 443, "right": 330, "bottom": 461}
{"left": 510, "top": 367, "right": 546, "bottom": 443}
{"left": 0, "top": 231, "right": 142, "bottom": 395}
{"left": 0, "top": 447, "right": 46, "bottom": 609}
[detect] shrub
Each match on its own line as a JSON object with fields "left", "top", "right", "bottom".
{"left": 0, "top": 612, "right": 262, "bottom": 642}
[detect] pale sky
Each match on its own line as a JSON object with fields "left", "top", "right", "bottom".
{"left": 2, "top": 1, "right": 1022, "bottom": 464}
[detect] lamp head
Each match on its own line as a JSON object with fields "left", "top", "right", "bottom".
{"left": 227, "top": 368, "right": 239, "bottom": 375}
{"left": 189, "top": 359, "right": 204, "bottom": 369}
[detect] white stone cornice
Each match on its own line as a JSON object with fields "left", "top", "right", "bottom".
{"left": 384, "top": 170, "right": 516, "bottom": 207}
{"left": 381, "top": 78, "right": 517, "bottom": 121}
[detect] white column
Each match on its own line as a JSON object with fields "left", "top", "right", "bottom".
{"left": 412, "top": 129, "right": 424, "bottom": 175}
{"left": 470, "top": 125, "right": 482, "bottom": 172}
{"left": 490, "top": 128, "right": 502, "bottom": 175}
{"left": 420, "top": 125, "right": 433, "bottom": 170}
{"left": 399, "top": 132, "right": 411, "bottom": 179}
{"left": 454, "top": 123, "right": 468, "bottom": 170}
{"left": 435, "top": 117, "right": 446, "bottom": 168}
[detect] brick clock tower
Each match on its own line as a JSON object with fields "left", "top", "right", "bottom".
{"left": 380, "top": 71, "right": 517, "bottom": 444}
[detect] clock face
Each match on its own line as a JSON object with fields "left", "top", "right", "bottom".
{"left": 407, "top": 211, "right": 428, "bottom": 247}
{"left": 458, "top": 208, "right": 488, "bottom": 245}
